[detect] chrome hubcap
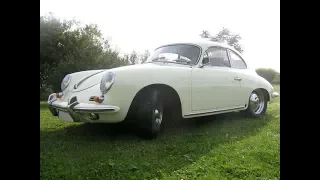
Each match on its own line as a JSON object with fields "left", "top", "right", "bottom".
{"left": 154, "top": 109, "right": 162, "bottom": 124}
{"left": 153, "top": 108, "right": 163, "bottom": 131}
{"left": 249, "top": 90, "right": 265, "bottom": 115}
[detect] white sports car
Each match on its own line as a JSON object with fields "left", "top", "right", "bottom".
{"left": 47, "top": 41, "right": 279, "bottom": 137}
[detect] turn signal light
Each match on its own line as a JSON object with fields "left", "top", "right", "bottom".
{"left": 94, "top": 96, "right": 104, "bottom": 103}
{"left": 56, "top": 92, "right": 63, "bottom": 98}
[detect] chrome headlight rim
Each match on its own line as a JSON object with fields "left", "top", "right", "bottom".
{"left": 61, "top": 74, "right": 72, "bottom": 91}
{"left": 100, "top": 72, "right": 115, "bottom": 94}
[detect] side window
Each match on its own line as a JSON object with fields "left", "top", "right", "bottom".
{"left": 229, "top": 50, "right": 247, "bottom": 69}
{"left": 205, "top": 47, "right": 230, "bottom": 67}
{"left": 202, "top": 52, "right": 209, "bottom": 64}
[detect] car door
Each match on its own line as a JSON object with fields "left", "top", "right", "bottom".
{"left": 227, "top": 49, "right": 251, "bottom": 106}
{"left": 191, "top": 47, "right": 244, "bottom": 112}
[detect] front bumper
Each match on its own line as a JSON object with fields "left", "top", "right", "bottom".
{"left": 47, "top": 93, "right": 120, "bottom": 122}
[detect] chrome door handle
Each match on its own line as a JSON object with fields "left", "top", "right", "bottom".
{"left": 234, "top": 77, "right": 242, "bottom": 81}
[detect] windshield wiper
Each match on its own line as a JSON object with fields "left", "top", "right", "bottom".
{"left": 151, "top": 57, "right": 167, "bottom": 62}
{"left": 148, "top": 57, "right": 191, "bottom": 65}
{"left": 146, "top": 57, "right": 168, "bottom": 64}
{"left": 172, "top": 58, "right": 191, "bottom": 64}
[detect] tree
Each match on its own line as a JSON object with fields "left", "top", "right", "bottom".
{"left": 129, "top": 51, "right": 138, "bottom": 65}
{"left": 45, "top": 23, "right": 116, "bottom": 92}
{"left": 200, "top": 30, "right": 210, "bottom": 38}
{"left": 200, "top": 27, "right": 243, "bottom": 53}
{"left": 140, "top": 49, "right": 150, "bottom": 64}
{"left": 122, "top": 54, "right": 130, "bottom": 65}
{"left": 40, "top": 13, "right": 126, "bottom": 98}
{"left": 40, "top": 13, "right": 75, "bottom": 95}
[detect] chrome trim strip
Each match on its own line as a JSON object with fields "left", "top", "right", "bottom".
{"left": 47, "top": 93, "right": 56, "bottom": 104}
{"left": 73, "top": 107, "right": 115, "bottom": 113}
{"left": 51, "top": 103, "right": 116, "bottom": 113}
{"left": 184, "top": 106, "right": 245, "bottom": 117}
{"left": 48, "top": 98, "right": 57, "bottom": 104}
{"left": 74, "top": 70, "right": 104, "bottom": 89}
{"left": 52, "top": 104, "right": 68, "bottom": 111}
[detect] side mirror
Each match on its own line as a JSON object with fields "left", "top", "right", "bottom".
{"left": 199, "top": 57, "right": 210, "bottom": 68}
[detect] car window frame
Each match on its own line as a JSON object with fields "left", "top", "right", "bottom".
{"left": 202, "top": 46, "right": 231, "bottom": 68}
{"left": 227, "top": 49, "right": 247, "bottom": 69}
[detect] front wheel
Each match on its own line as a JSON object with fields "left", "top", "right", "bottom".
{"left": 136, "top": 89, "right": 164, "bottom": 138}
{"left": 245, "top": 90, "right": 267, "bottom": 118}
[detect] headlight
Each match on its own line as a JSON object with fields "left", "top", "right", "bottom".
{"left": 61, "top": 74, "right": 72, "bottom": 91}
{"left": 100, "top": 72, "right": 115, "bottom": 94}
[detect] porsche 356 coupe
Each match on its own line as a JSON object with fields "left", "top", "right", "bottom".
{"left": 47, "top": 41, "right": 279, "bottom": 137}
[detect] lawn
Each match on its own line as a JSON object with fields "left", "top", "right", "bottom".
{"left": 40, "top": 85, "right": 280, "bottom": 180}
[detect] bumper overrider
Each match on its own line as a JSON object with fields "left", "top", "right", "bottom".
{"left": 47, "top": 93, "right": 120, "bottom": 122}
{"left": 270, "top": 92, "right": 280, "bottom": 103}
{"left": 272, "top": 92, "right": 280, "bottom": 98}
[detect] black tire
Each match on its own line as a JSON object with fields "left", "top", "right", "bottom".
{"left": 136, "top": 89, "right": 164, "bottom": 138}
{"left": 245, "top": 89, "right": 268, "bottom": 118}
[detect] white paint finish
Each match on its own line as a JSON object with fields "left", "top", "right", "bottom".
{"left": 71, "top": 71, "right": 105, "bottom": 92}
{"left": 105, "top": 63, "right": 192, "bottom": 117}
{"left": 228, "top": 68, "right": 256, "bottom": 106}
{"left": 191, "top": 66, "right": 243, "bottom": 111}
{"left": 61, "top": 69, "right": 105, "bottom": 94}
{"left": 54, "top": 63, "right": 192, "bottom": 122}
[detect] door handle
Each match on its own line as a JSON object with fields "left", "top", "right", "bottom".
{"left": 234, "top": 77, "right": 242, "bottom": 81}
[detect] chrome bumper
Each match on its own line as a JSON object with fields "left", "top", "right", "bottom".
{"left": 269, "top": 91, "right": 280, "bottom": 103}
{"left": 47, "top": 93, "right": 120, "bottom": 122}
{"left": 272, "top": 92, "right": 280, "bottom": 98}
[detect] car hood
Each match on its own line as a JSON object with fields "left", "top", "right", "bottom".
{"left": 69, "top": 63, "right": 189, "bottom": 92}
{"left": 110, "top": 62, "right": 190, "bottom": 72}
{"left": 69, "top": 70, "right": 106, "bottom": 92}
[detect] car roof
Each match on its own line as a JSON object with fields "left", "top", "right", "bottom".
{"left": 158, "top": 40, "right": 240, "bottom": 54}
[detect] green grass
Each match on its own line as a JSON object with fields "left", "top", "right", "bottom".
{"left": 40, "top": 85, "right": 280, "bottom": 180}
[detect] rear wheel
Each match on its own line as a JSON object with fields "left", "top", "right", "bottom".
{"left": 245, "top": 89, "right": 267, "bottom": 117}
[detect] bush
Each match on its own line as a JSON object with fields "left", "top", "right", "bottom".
{"left": 40, "top": 84, "right": 53, "bottom": 101}
{"left": 256, "top": 68, "right": 277, "bottom": 83}
{"left": 271, "top": 72, "right": 280, "bottom": 84}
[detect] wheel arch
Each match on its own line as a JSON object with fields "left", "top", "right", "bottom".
{"left": 125, "top": 83, "right": 183, "bottom": 119}
{"left": 254, "top": 88, "right": 270, "bottom": 102}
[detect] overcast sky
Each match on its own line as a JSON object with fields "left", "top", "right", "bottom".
{"left": 40, "top": 0, "right": 280, "bottom": 72}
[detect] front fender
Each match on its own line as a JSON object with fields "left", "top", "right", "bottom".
{"left": 106, "top": 64, "right": 192, "bottom": 117}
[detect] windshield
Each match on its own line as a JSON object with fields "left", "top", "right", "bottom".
{"left": 146, "top": 44, "right": 201, "bottom": 65}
